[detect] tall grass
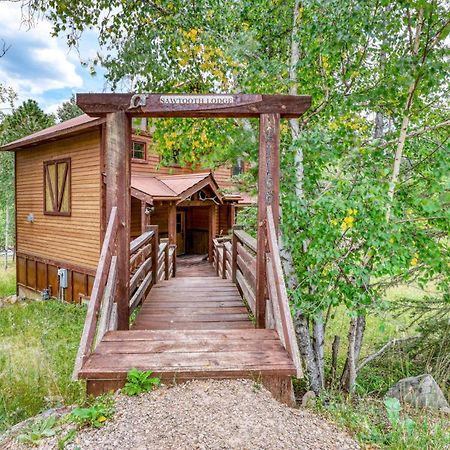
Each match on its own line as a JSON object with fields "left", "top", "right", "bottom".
{"left": 0, "top": 257, "right": 16, "bottom": 298}
{"left": 0, "top": 300, "right": 86, "bottom": 432}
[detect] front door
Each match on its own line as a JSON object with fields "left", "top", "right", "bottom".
{"left": 176, "top": 211, "right": 186, "bottom": 255}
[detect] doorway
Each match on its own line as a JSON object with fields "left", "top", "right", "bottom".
{"left": 176, "top": 211, "right": 186, "bottom": 255}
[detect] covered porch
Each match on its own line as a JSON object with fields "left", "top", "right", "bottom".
{"left": 131, "top": 172, "right": 241, "bottom": 260}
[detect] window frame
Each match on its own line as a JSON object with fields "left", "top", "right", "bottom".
{"left": 43, "top": 157, "right": 72, "bottom": 217}
{"left": 131, "top": 139, "right": 147, "bottom": 162}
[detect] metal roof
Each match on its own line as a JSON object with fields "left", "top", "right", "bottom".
{"left": 0, "top": 114, "right": 104, "bottom": 151}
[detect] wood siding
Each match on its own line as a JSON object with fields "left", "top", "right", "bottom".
{"left": 16, "top": 130, "right": 102, "bottom": 271}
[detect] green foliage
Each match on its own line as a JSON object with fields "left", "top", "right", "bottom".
{"left": 56, "top": 94, "right": 83, "bottom": 123}
{"left": 57, "top": 429, "right": 77, "bottom": 449}
{"left": 69, "top": 396, "right": 114, "bottom": 428}
{"left": 0, "top": 299, "right": 86, "bottom": 432}
{"left": 0, "top": 99, "right": 54, "bottom": 145}
{"left": 313, "top": 392, "right": 450, "bottom": 449}
{"left": 16, "top": 416, "right": 57, "bottom": 446}
{"left": 122, "top": 368, "right": 161, "bottom": 396}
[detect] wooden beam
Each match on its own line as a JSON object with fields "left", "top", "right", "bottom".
{"left": 106, "top": 111, "right": 131, "bottom": 331}
{"left": 76, "top": 93, "right": 311, "bottom": 119}
{"left": 255, "top": 113, "right": 280, "bottom": 329}
{"left": 168, "top": 203, "right": 177, "bottom": 245}
{"left": 208, "top": 205, "right": 216, "bottom": 263}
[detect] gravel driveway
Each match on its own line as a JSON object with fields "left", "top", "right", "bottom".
{"left": 4, "top": 379, "right": 359, "bottom": 450}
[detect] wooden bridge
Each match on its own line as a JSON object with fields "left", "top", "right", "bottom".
{"left": 73, "top": 205, "right": 302, "bottom": 405}
{"left": 71, "top": 92, "right": 311, "bottom": 405}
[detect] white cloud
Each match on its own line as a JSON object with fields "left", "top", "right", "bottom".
{"left": 0, "top": 1, "right": 106, "bottom": 113}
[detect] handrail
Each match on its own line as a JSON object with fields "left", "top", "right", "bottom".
{"left": 73, "top": 214, "right": 177, "bottom": 379}
{"left": 266, "top": 205, "right": 303, "bottom": 377}
{"left": 72, "top": 206, "right": 119, "bottom": 379}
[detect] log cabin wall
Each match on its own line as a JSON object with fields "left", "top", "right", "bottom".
{"left": 16, "top": 129, "right": 102, "bottom": 302}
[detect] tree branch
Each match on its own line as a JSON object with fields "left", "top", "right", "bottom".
{"left": 357, "top": 335, "right": 421, "bottom": 372}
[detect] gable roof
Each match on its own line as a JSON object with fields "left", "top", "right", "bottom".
{"left": 0, "top": 114, "right": 105, "bottom": 151}
{"left": 130, "top": 172, "right": 224, "bottom": 204}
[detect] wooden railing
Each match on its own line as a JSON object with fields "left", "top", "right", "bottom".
{"left": 265, "top": 205, "right": 302, "bottom": 377}
{"left": 213, "top": 211, "right": 302, "bottom": 377}
{"left": 73, "top": 220, "right": 176, "bottom": 379}
{"left": 72, "top": 206, "right": 119, "bottom": 379}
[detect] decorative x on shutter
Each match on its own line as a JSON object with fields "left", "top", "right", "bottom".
{"left": 44, "top": 158, "right": 71, "bottom": 215}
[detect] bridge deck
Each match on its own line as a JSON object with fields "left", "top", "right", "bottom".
{"left": 79, "top": 259, "right": 296, "bottom": 402}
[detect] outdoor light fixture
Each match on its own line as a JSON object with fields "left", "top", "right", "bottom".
{"left": 145, "top": 206, "right": 155, "bottom": 215}
{"left": 26, "top": 213, "right": 34, "bottom": 223}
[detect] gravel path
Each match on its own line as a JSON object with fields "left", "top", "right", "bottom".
{"left": 3, "top": 379, "right": 359, "bottom": 450}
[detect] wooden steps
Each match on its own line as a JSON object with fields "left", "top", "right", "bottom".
{"left": 79, "top": 329, "right": 296, "bottom": 381}
{"left": 79, "top": 261, "right": 296, "bottom": 404}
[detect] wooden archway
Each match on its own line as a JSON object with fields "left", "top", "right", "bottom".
{"left": 77, "top": 93, "right": 311, "bottom": 330}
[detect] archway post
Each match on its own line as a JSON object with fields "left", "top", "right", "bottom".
{"left": 255, "top": 113, "right": 280, "bottom": 328}
{"left": 105, "top": 111, "right": 131, "bottom": 330}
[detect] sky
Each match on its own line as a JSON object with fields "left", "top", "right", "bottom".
{"left": 0, "top": 1, "right": 107, "bottom": 115}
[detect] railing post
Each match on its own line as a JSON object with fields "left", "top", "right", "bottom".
{"left": 232, "top": 225, "right": 242, "bottom": 283}
{"left": 172, "top": 246, "right": 177, "bottom": 277}
{"left": 222, "top": 243, "right": 227, "bottom": 279}
{"left": 164, "top": 244, "right": 169, "bottom": 280}
{"left": 215, "top": 242, "right": 220, "bottom": 275}
{"left": 147, "top": 225, "right": 158, "bottom": 286}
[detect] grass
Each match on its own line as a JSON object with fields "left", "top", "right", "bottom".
{"left": 0, "top": 299, "right": 86, "bottom": 433}
{"left": 306, "top": 283, "right": 450, "bottom": 449}
{"left": 313, "top": 392, "right": 450, "bottom": 450}
{"left": 0, "top": 257, "right": 16, "bottom": 298}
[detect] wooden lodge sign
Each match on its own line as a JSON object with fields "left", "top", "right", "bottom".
{"left": 77, "top": 93, "right": 311, "bottom": 118}
{"left": 159, "top": 94, "right": 235, "bottom": 105}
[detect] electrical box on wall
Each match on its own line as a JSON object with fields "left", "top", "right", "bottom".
{"left": 57, "top": 268, "right": 68, "bottom": 289}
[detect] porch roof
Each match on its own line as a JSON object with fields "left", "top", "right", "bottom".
{"left": 130, "top": 172, "right": 224, "bottom": 204}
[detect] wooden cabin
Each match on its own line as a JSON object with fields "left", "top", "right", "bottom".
{"left": 1, "top": 114, "right": 251, "bottom": 302}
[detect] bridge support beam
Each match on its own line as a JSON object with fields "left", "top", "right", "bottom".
{"left": 256, "top": 113, "right": 280, "bottom": 329}
{"left": 106, "top": 111, "right": 131, "bottom": 330}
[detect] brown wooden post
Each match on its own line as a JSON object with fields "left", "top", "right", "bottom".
{"left": 172, "top": 247, "right": 177, "bottom": 277}
{"left": 232, "top": 225, "right": 242, "bottom": 283}
{"left": 140, "top": 200, "right": 146, "bottom": 234}
{"left": 208, "top": 205, "right": 216, "bottom": 263}
{"left": 105, "top": 111, "right": 131, "bottom": 331}
{"left": 164, "top": 243, "right": 170, "bottom": 280}
{"left": 222, "top": 243, "right": 227, "bottom": 279}
{"left": 147, "top": 225, "right": 158, "bottom": 285}
{"left": 255, "top": 113, "right": 280, "bottom": 328}
{"left": 168, "top": 203, "right": 177, "bottom": 245}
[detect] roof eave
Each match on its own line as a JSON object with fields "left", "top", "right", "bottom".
{"left": 0, "top": 117, "right": 106, "bottom": 152}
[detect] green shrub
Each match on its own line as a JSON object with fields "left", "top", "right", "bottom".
{"left": 16, "top": 416, "right": 57, "bottom": 446}
{"left": 122, "top": 369, "right": 161, "bottom": 396}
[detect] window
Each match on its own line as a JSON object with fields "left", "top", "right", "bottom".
{"left": 231, "top": 158, "right": 245, "bottom": 176}
{"left": 44, "top": 158, "right": 71, "bottom": 216}
{"left": 132, "top": 140, "right": 147, "bottom": 160}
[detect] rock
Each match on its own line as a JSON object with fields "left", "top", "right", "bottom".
{"left": 440, "top": 406, "right": 450, "bottom": 415}
{"left": 386, "top": 374, "right": 449, "bottom": 410}
{"left": 301, "top": 390, "right": 316, "bottom": 408}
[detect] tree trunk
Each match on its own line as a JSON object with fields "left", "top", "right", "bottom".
{"left": 340, "top": 314, "right": 366, "bottom": 392}
{"left": 386, "top": 8, "right": 424, "bottom": 221}
{"left": 4, "top": 204, "right": 9, "bottom": 270}
{"left": 295, "top": 312, "right": 322, "bottom": 394}
{"left": 312, "top": 313, "right": 325, "bottom": 388}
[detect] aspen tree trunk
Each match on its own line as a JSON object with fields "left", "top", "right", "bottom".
{"left": 4, "top": 204, "right": 9, "bottom": 270}
{"left": 279, "top": 0, "right": 325, "bottom": 393}
{"left": 386, "top": 8, "right": 424, "bottom": 222}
